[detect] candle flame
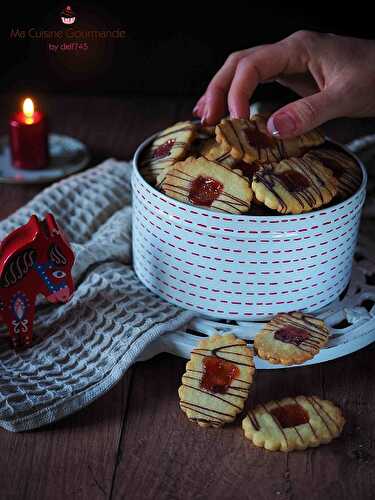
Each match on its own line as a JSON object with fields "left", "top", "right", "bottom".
{"left": 23, "top": 98, "right": 34, "bottom": 118}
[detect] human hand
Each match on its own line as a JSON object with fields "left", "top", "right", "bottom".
{"left": 193, "top": 31, "right": 375, "bottom": 138}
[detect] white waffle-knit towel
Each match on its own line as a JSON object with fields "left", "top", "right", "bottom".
{"left": 0, "top": 159, "right": 194, "bottom": 432}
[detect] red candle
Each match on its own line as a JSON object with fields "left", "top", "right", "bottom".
{"left": 9, "top": 98, "right": 49, "bottom": 170}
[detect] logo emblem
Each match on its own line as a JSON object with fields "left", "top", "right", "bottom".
{"left": 61, "top": 5, "right": 76, "bottom": 25}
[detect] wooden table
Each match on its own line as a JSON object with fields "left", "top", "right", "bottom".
{"left": 0, "top": 94, "right": 374, "bottom": 500}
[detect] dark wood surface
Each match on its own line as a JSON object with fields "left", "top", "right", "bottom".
{"left": 0, "top": 93, "right": 374, "bottom": 500}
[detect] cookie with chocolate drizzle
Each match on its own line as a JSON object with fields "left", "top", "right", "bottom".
{"left": 160, "top": 156, "right": 253, "bottom": 214}
{"left": 178, "top": 333, "right": 255, "bottom": 428}
{"left": 215, "top": 114, "right": 324, "bottom": 165}
{"left": 251, "top": 155, "right": 338, "bottom": 214}
{"left": 306, "top": 146, "right": 362, "bottom": 200}
{"left": 140, "top": 121, "right": 196, "bottom": 183}
{"left": 242, "top": 395, "right": 345, "bottom": 452}
{"left": 254, "top": 311, "right": 330, "bottom": 365}
{"left": 198, "top": 138, "right": 237, "bottom": 168}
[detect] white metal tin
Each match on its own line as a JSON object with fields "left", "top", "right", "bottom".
{"left": 132, "top": 135, "right": 367, "bottom": 320}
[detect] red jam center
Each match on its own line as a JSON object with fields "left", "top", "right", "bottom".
{"left": 270, "top": 404, "right": 309, "bottom": 428}
{"left": 201, "top": 356, "right": 239, "bottom": 393}
{"left": 277, "top": 170, "right": 311, "bottom": 192}
{"left": 188, "top": 176, "right": 223, "bottom": 206}
{"left": 274, "top": 325, "right": 309, "bottom": 346}
{"left": 152, "top": 139, "right": 175, "bottom": 158}
{"left": 245, "top": 126, "right": 275, "bottom": 148}
{"left": 236, "top": 160, "right": 260, "bottom": 180}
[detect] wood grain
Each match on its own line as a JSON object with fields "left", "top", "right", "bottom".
{"left": 0, "top": 93, "right": 374, "bottom": 500}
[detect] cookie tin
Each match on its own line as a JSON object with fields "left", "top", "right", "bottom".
{"left": 132, "top": 136, "right": 367, "bottom": 320}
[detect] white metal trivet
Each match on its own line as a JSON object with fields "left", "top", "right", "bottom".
{"left": 138, "top": 249, "right": 375, "bottom": 367}
{"left": 138, "top": 135, "right": 375, "bottom": 368}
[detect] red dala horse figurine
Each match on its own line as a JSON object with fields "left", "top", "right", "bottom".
{"left": 0, "top": 213, "right": 75, "bottom": 348}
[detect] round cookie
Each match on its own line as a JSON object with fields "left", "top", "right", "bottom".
{"left": 306, "top": 147, "right": 362, "bottom": 200}
{"left": 242, "top": 395, "right": 345, "bottom": 452}
{"left": 179, "top": 333, "right": 255, "bottom": 428}
{"left": 215, "top": 115, "right": 324, "bottom": 164}
{"left": 160, "top": 156, "right": 253, "bottom": 214}
{"left": 254, "top": 311, "right": 330, "bottom": 365}
{"left": 251, "top": 155, "right": 337, "bottom": 214}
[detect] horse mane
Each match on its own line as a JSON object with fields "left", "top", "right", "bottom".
{"left": 0, "top": 248, "right": 37, "bottom": 288}
{"left": 49, "top": 244, "right": 68, "bottom": 266}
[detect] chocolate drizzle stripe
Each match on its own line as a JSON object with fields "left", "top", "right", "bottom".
{"left": 194, "top": 344, "right": 252, "bottom": 357}
{"left": 275, "top": 400, "right": 305, "bottom": 446}
{"left": 162, "top": 170, "right": 250, "bottom": 212}
{"left": 247, "top": 410, "right": 261, "bottom": 431}
{"left": 254, "top": 154, "right": 336, "bottom": 212}
{"left": 180, "top": 406, "right": 223, "bottom": 424}
{"left": 183, "top": 375, "right": 248, "bottom": 396}
{"left": 182, "top": 383, "right": 243, "bottom": 410}
{"left": 293, "top": 397, "right": 319, "bottom": 439}
{"left": 310, "top": 396, "right": 340, "bottom": 432}
{"left": 192, "top": 350, "right": 254, "bottom": 368}
{"left": 306, "top": 397, "right": 333, "bottom": 438}
{"left": 187, "top": 368, "right": 252, "bottom": 386}
{"left": 261, "top": 403, "right": 289, "bottom": 448}
{"left": 272, "top": 315, "right": 329, "bottom": 338}
{"left": 180, "top": 400, "right": 232, "bottom": 418}
{"left": 310, "top": 149, "right": 362, "bottom": 196}
{"left": 190, "top": 417, "right": 221, "bottom": 426}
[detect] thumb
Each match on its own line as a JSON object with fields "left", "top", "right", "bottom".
{"left": 267, "top": 89, "right": 342, "bottom": 139}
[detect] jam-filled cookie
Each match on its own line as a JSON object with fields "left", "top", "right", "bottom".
{"left": 160, "top": 156, "right": 253, "bottom": 214}
{"left": 179, "top": 333, "right": 255, "bottom": 428}
{"left": 215, "top": 115, "right": 324, "bottom": 164}
{"left": 140, "top": 121, "right": 196, "bottom": 183}
{"left": 254, "top": 311, "right": 330, "bottom": 365}
{"left": 242, "top": 395, "right": 345, "bottom": 452}
{"left": 251, "top": 155, "right": 337, "bottom": 214}
{"left": 306, "top": 147, "right": 362, "bottom": 200}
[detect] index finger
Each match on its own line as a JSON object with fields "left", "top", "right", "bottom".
{"left": 228, "top": 42, "right": 306, "bottom": 118}
{"left": 203, "top": 51, "right": 245, "bottom": 124}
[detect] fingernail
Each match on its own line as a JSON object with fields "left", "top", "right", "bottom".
{"left": 193, "top": 105, "right": 200, "bottom": 116}
{"left": 268, "top": 112, "right": 297, "bottom": 137}
{"left": 201, "top": 112, "right": 207, "bottom": 125}
{"left": 229, "top": 106, "right": 239, "bottom": 119}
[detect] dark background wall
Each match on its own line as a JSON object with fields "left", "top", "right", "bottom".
{"left": 1, "top": 3, "right": 374, "bottom": 102}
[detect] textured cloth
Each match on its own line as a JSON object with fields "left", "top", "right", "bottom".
{"left": 0, "top": 159, "right": 194, "bottom": 432}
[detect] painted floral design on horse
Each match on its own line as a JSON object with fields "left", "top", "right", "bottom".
{"left": 0, "top": 214, "right": 75, "bottom": 348}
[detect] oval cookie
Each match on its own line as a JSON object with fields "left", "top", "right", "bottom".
{"left": 242, "top": 395, "right": 345, "bottom": 452}
{"left": 178, "top": 333, "right": 255, "bottom": 428}
{"left": 254, "top": 311, "right": 330, "bottom": 365}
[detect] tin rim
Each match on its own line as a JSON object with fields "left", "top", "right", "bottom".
{"left": 133, "top": 132, "right": 367, "bottom": 221}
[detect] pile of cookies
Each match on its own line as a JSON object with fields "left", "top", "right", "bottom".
{"left": 178, "top": 311, "right": 345, "bottom": 452}
{"left": 140, "top": 115, "right": 362, "bottom": 215}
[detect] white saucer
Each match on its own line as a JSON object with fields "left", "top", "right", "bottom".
{"left": 0, "top": 134, "right": 90, "bottom": 184}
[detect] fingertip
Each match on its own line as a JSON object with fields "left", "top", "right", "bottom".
{"left": 192, "top": 95, "right": 207, "bottom": 117}
{"left": 267, "top": 110, "right": 298, "bottom": 139}
{"left": 205, "top": 93, "right": 226, "bottom": 125}
{"left": 227, "top": 90, "right": 251, "bottom": 120}
{"left": 228, "top": 102, "right": 249, "bottom": 120}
